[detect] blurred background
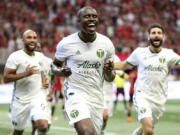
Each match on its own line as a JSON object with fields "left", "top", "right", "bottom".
{"left": 0, "top": 0, "right": 180, "bottom": 79}
{"left": 0, "top": 0, "right": 180, "bottom": 134}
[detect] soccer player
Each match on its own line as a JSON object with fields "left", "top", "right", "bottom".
{"left": 101, "top": 55, "right": 121, "bottom": 135}
{"left": 113, "top": 70, "right": 129, "bottom": 112}
{"left": 51, "top": 6, "right": 115, "bottom": 135}
{"left": 3, "top": 30, "right": 49, "bottom": 135}
{"left": 31, "top": 43, "right": 54, "bottom": 135}
{"left": 114, "top": 23, "right": 180, "bottom": 135}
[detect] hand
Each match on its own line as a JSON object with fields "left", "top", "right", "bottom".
{"left": 25, "top": 65, "right": 39, "bottom": 76}
{"left": 61, "top": 67, "right": 72, "bottom": 77}
{"left": 47, "top": 94, "right": 53, "bottom": 102}
{"left": 103, "top": 61, "right": 114, "bottom": 73}
{"left": 51, "top": 63, "right": 72, "bottom": 77}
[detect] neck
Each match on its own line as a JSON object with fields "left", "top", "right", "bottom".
{"left": 24, "top": 49, "right": 35, "bottom": 56}
{"left": 149, "top": 46, "right": 162, "bottom": 53}
{"left": 78, "top": 32, "right": 96, "bottom": 43}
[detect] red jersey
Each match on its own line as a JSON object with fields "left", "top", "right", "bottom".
{"left": 53, "top": 76, "right": 62, "bottom": 91}
{"left": 129, "top": 70, "right": 137, "bottom": 95}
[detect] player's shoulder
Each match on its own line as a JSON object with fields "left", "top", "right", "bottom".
{"left": 132, "top": 47, "right": 147, "bottom": 53}
{"left": 162, "top": 48, "right": 174, "bottom": 53}
{"left": 161, "top": 48, "right": 178, "bottom": 57}
{"left": 59, "top": 32, "right": 79, "bottom": 45}
{"left": 44, "top": 56, "right": 53, "bottom": 63}
{"left": 35, "top": 51, "right": 44, "bottom": 57}
{"left": 9, "top": 49, "right": 24, "bottom": 57}
{"left": 96, "top": 32, "right": 112, "bottom": 42}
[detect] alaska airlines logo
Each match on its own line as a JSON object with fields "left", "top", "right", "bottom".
{"left": 96, "top": 49, "right": 104, "bottom": 58}
{"left": 144, "top": 65, "right": 163, "bottom": 71}
{"left": 77, "top": 61, "right": 101, "bottom": 69}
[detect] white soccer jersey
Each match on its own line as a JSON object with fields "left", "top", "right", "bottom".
{"left": 127, "top": 47, "right": 180, "bottom": 105}
{"left": 55, "top": 32, "right": 115, "bottom": 108}
{"left": 5, "top": 50, "right": 44, "bottom": 103}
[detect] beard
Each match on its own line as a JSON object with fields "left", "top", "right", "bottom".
{"left": 24, "top": 42, "right": 36, "bottom": 52}
{"left": 149, "top": 39, "right": 163, "bottom": 48}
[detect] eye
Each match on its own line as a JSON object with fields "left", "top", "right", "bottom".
{"left": 84, "top": 15, "right": 90, "bottom": 18}
{"left": 93, "top": 15, "right": 97, "bottom": 18}
{"left": 27, "top": 36, "right": 32, "bottom": 39}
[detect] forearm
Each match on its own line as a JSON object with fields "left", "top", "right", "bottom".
{"left": 4, "top": 72, "right": 28, "bottom": 83}
{"left": 114, "top": 61, "right": 130, "bottom": 70}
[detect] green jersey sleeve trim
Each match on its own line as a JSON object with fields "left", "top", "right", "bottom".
{"left": 175, "top": 59, "right": 180, "bottom": 66}
{"left": 126, "top": 61, "right": 137, "bottom": 67}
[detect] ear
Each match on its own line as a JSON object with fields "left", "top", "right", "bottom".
{"left": 147, "top": 35, "right": 150, "bottom": 41}
{"left": 163, "top": 35, "right": 166, "bottom": 42}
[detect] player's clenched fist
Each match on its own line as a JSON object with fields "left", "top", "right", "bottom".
{"left": 103, "top": 61, "right": 114, "bottom": 73}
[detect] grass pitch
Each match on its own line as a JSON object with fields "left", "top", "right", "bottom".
{"left": 0, "top": 100, "right": 179, "bottom": 135}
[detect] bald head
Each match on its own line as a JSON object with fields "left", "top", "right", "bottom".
{"left": 22, "top": 29, "right": 38, "bottom": 53}
{"left": 23, "top": 29, "right": 37, "bottom": 39}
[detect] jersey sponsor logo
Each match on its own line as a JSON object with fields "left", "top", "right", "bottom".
{"left": 70, "top": 109, "right": 79, "bottom": 118}
{"left": 144, "top": 65, "right": 163, "bottom": 72}
{"left": 77, "top": 61, "right": 101, "bottom": 69}
{"left": 140, "top": 107, "right": 147, "bottom": 114}
{"left": 159, "top": 58, "right": 166, "bottom": 63}
{"left": 96, "top": 49, "right": 104, "bottom": 58}
{"left": 40, "top": 103, "right": 46, "bottom": 110}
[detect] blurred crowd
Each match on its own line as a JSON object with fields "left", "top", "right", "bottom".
{"left": 0, "top": 0, "right": 180, "bottom": 64}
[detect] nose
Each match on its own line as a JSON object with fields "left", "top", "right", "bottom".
{"left": 89, "top": 15, "right": 95, "bottom": 21}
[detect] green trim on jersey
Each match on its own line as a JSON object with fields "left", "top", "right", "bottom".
{"left": 175, "top": 59, "right": 180, "bottom": 66}
{"left": 127, "top": 61, "right": 137, "bottom": 67}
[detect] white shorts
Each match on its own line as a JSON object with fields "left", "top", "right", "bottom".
{"left": 11, "top": 96, "right": 50, "bottom": 130}
{"left": 31, "top": 100, "right": 52, "bottom": 125}
{"left": 133, "top": 93, "right": 165, "bottom": 124}
{"left": 64, "top": 94, "right": 103, "bottom": 135}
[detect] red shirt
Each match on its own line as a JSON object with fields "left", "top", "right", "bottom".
{"left": 53, "top": 76, "right": 62, "bottom": 91}
{"left": 129, "top": 71, "right": 137, "bottom": 95}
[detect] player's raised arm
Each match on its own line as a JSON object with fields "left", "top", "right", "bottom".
{"left": 114, "top": 61, "right": 131, "bottom": 70}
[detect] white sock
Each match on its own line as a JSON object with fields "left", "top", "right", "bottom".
{"left": 132, "top": 127, "right": 143, "bottom": 135}
{"left": 34, "top": 129, "right": 38, "bottom": 135}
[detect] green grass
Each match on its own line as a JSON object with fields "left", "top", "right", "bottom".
{"left": 0, "top": 100, "right": 180, "bottom": 135}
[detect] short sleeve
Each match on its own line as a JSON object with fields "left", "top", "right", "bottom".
{"left": 55, "top": 39, "right": 72, "bottom": 61}
{"left": 105, "top": 39, "right": 115, "bottom": 63}
{"left": 168, "top": 50, "right": 180, "bottom": 67}
{"left": 126, "top": 48, "right": 139, "bottom": 66}
{"left": 5, "top": 53, "right": 18, "bottom": 69}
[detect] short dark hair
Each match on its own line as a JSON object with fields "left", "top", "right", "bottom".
{"left": 148, "top": 23, "right": 165, "bottom": 34}
{"left": 77, "top": 6, "right": 97, "bottom": 19}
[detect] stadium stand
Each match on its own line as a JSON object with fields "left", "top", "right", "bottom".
{"left": 0, "top": 0, "right": 180, "bottom": 67}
